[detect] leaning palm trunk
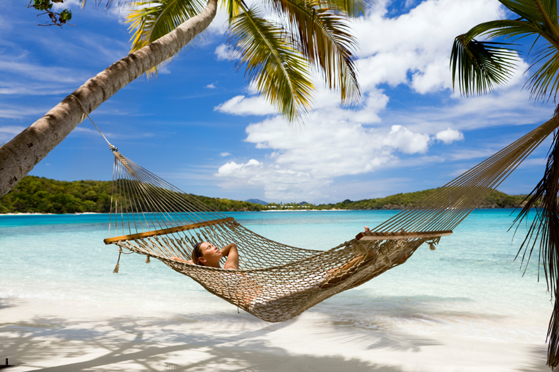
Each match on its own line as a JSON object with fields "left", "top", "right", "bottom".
{"left": 0, "top": 0, "right": 218, "bottom": 197}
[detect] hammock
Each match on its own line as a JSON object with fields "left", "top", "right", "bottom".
{"left": 103, "top": 116, "right": 559, "bottom": 322}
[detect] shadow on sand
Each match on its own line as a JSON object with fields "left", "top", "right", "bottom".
{"left": 0, "top": 293, "right": 553, "bottom": 372}
{"left": 0, "top": 310, "right": 434, "bottom": 372}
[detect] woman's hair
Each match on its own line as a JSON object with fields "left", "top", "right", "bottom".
{"left": 191, "top": 242, "right": 204, "bottom": 265}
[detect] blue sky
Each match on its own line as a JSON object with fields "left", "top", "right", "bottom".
{"left": 1, "top": 0, "right": 556, "bottom": 203}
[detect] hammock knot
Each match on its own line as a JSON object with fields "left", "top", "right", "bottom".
{"left": 426, "top": 237, "right": 441, "bottom": 251}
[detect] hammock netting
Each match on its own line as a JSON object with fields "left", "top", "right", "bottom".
{"left": 104, "top": 116, "right": 559, "bottom": 323}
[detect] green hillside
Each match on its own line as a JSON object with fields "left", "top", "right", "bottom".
{"left": 0, "top": 176, "right": 264, "bottom": 214}
{"left": 312, "top": 188, "right": 526, "bottom": 210}
{"left": 0, "top": 176, "right": 528, "bottom": 214}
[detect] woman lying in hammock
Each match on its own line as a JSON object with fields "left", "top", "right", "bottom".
{"left": 170, "top": 226, "right": 377, "bottom": 273}
{"left": 170, "top": 242, "right": 238, "bottom": 269}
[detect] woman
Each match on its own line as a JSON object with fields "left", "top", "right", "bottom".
{"left": 171, "top": 242, "right": 239, "bottom": 269}
{"left": 172, "top": 226, "right": 375, "bottom": 271}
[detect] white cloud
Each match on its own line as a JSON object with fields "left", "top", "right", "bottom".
{"left": 52, "top": 0, "right": 80, "bottom": 10}
{"left": 0, "top": 60, "right": 86, "bottom": 84}
{"left": 353, "top": 0, "right": 507, "bottom": 94}
{"left": 53, "top": 0, "right": 135, "bottom": 23}
{"left": 215, "top": 95, "right": 277, "bottom": 116}
{"left": 216, "top": 114, "right": 432, "bottom": 200}
{"left": 385, "top": 89, "right": 551, "bottom": 135}
{"left": 215, "top": 44, "right": 240, "bottom": 61}
{"left": 435, "top": 128, "right": 464, "bottom": 144}
{"left": 0, "top": 106, "right": 47, "bottom": 119}
{"left": 206, "top": 83, "right": 216, "bottom": 89}
{"left": 207, "top": 8, "right": 230, "bottom": 34}
{"left": 383, "top": 125, "right": 431, "bottom": 154}
{"left": 220, "top": 152, "right": 231, "bottom": 157}
{"left": 218, "top": 159, "right": 262, "bottom": 177}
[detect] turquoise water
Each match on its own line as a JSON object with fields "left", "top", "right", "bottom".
{"left": 0, "top": 210, "right": 552, "bottom": 343}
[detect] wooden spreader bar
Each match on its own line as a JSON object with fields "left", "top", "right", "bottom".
{"left": 355, "top": 230, "right": 453, "bottom": 241}
{"left": 104, "top": 217, "right": 235, "bottom": 244}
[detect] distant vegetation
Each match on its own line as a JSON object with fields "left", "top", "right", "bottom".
{"left": 0, "top": 176, "right": 263, "bottom": 214}
{"left": 311, "top": 189, "right": 527, "bottom": 210}
{"left": 0, "top": 176, "right": 527, "bottom": 214}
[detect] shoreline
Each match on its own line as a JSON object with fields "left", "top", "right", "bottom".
{"left": 0, "top": 207, "right": 525, "bottom": 216}
{"left": 0, "top": 212, "right": 107, "bottom": 216}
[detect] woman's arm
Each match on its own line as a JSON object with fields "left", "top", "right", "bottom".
{"left": 221, "top": 243, "right": 239, "bottom": 270}
{"left": 170, "top": 256, "right": 194, "bottom": 264}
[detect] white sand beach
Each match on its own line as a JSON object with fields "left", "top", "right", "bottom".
{"left": 0, "top": 295, "right": 553, "bottom": 372}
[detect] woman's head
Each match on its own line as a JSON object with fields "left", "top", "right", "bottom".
{"left": 191, "top": 242, "right": 222, "bottom": 267}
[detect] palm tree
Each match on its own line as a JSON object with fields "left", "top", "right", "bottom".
{"left": 0, "top": 0, "right": 362, "bottom": 197}
{"left": 450, "top": 0, "right": 559, "bottom": 367}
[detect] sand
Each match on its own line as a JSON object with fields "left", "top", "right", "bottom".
{"left": 0, "top": 297, "right": 555, "bottom": 372}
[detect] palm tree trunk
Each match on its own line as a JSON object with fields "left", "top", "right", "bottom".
{"left": 0, "top": 0, "right": 218, "bottom": 197}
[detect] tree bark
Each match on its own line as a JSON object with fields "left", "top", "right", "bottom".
{"left": 0, "top": 0, "right": 218, "bottom": 197}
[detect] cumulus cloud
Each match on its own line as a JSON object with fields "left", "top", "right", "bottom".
{"left": 383, "top": 125, "right": 431, "bottom": 154}
{"left": 215, "top": 95, "right": 277, "bottom": 116}
{"left": 216, "top": 115, "right": 433, "bottom": 200}
{"left": 436, "top": 128, "right": 464, "bottom": 144}
{"left": 353, "top": 0, "right": 507, "bottom": 94}
{"left": 218, "top": 159, "right": 262, "bottom": 177}
{"left": 215, "top": 44, "right": 241, "bottom": 61}
{"left": 213, "top": 0, "right": 549, "bottom": 200}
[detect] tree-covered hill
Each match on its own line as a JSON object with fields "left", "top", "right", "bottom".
{"left": 312, "top": 189, "right": 526, "bottom": 210}
{"left": 0, "top": 176, "right": 264, "bottom": 214}
{"left": 0, "top": 176, "right": 528, "bottom": 214}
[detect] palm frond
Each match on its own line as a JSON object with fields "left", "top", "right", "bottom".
{"left": 266, "top": 0, "right": 360, "bottom": 103}
{"left": 511, "top": 126, "right": 559, "bottom": 367}
{"left": 219, "top": 0, "right": 241, "bottom": 21}
{"left": 127, "top": 0, "right": 206, "bottom": 53}
{"left": 450, "top": 34, "right": 518, "bottom": 96}
{"left": 539, "top": 0, "right": 558, "bottom": 24}
{"left": 321, "top": 0, "right": 368, "bottom": 18}
{"left": 80, "top": 0, "right": 128, "bottom": 10}
{"left": 229, "top": 6, "right": 314, "bottom": 121}
{"left": 526, "top": 45, "right": 559, "bottom": 100}
{"left": 466, "top": 19, "right": 544, "bottom": 41}
{"left": 499, "top": 0, "right": 545, "bottom": 22}
{"left": 500, "top": 0, "right": 559, "bottom": 45}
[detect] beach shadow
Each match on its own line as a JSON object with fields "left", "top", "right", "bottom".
{"left": 0, "top": 313, "right": 411, "bottom": 372}
{"left": 161, "top": 348, "right": 406, "bottom": 372}
{"left": 517, "top": 345, "right": 555, "bottom": 372}
{"left": 308, "top": 292, "right": 508, "bottom": 326}
{"left": 0, "top": 299, "right": 15, "bottom": 311}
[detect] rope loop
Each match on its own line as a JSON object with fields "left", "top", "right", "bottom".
{"left": 70, "top": 94, "right": 117, "bottom": 152}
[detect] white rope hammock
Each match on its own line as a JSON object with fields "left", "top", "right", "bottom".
{"left": 98, "top": 114, "right": 559, "bottom": 322}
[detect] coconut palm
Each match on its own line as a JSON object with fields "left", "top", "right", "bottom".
{"left": 450, "top": 0, "right": 559, "bottom": 367}
{"left": 0, "top": 0, "right": 363, "bottom": 197}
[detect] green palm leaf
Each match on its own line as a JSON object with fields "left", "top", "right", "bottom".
{"left": 322, "top": 0, "right": 368, "bottom": 18}
{"left": 127, "top": 0, "right": 206, "bottom": 52}
{"left": 229, "top": 6, "right": 314, "bottom": 120}
{"left": 526, "top": 45, "right": 559, "bottom": 100}
{"left": 450, "top": 35, "right": 518, "bottom": 96}
{"left": 266, "top": 0, "right": 360, "bottom": 102}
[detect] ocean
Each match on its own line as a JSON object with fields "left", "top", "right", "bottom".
{"left": 0, "top": 209, "right": 551, "bottom": 346}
